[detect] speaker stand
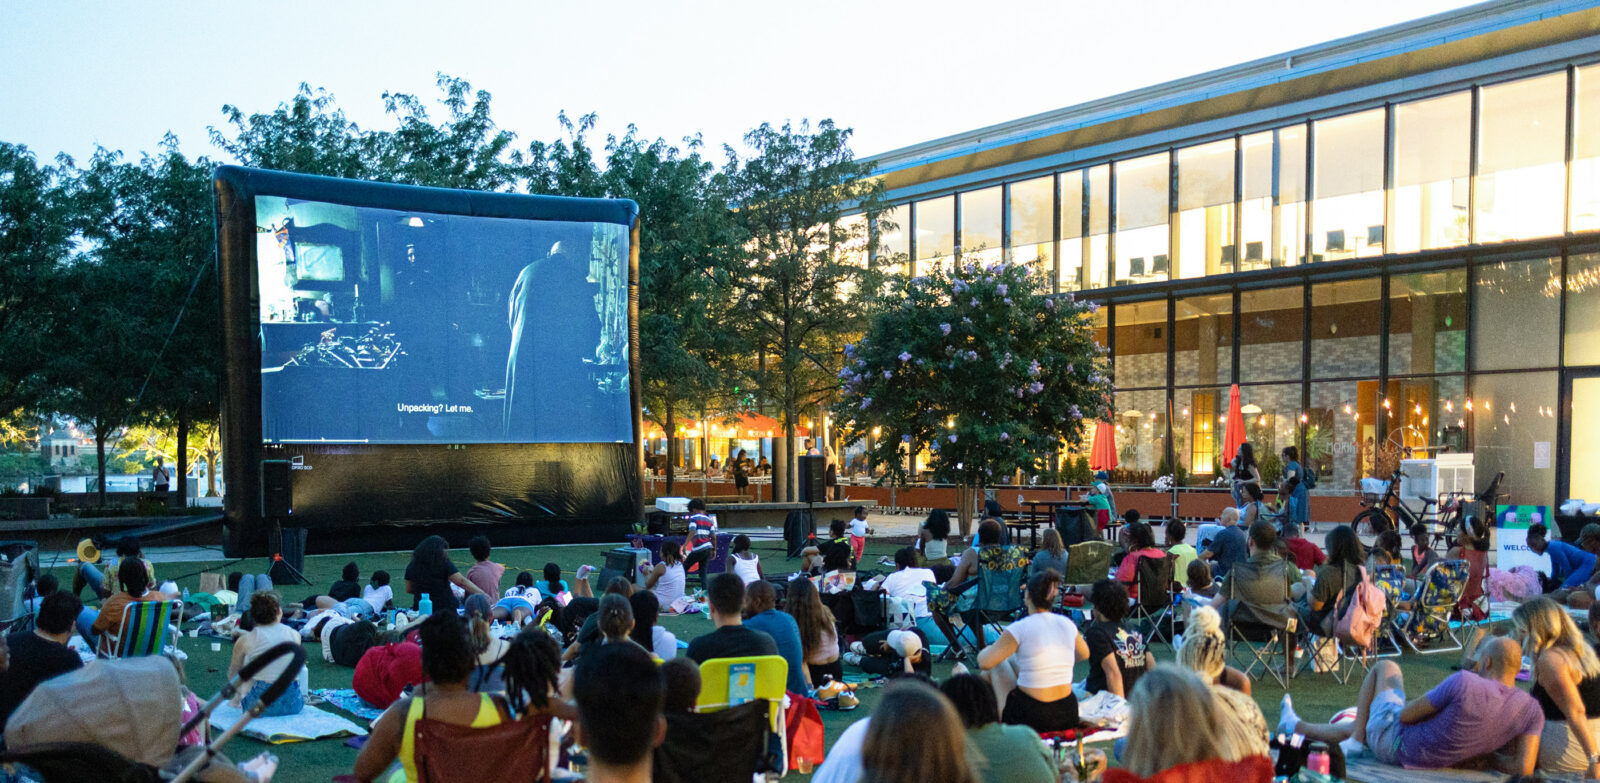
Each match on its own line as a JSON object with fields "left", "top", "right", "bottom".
{"left": 267, "top": 521, "right": 311, "bottom": 586}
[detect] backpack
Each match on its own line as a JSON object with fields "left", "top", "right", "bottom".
{"left": 1302, "top": 468, "right": 1318, "bottom": 490}
{"left": 1329, "top": 566, "right": 1387, "bottom": 650}
{"left": 329, "top": 620, "right": 381, "bottom": 667}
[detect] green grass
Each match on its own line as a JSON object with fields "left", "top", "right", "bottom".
{"left": 56, "top": 538, "right": 1474, "bottom": 783}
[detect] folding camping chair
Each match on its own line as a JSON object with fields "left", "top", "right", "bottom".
{"left": 1128, "top": 553, "right": 1179, "bottom": 644}
{"left": 1228, "top": 617, "right": 1295, "bottom": 690}
{"left": 104, "top": 598, "right": 182, "bottom": 659}
{"left": 961, "top": 558, "right": 1028, "bottom": 653}
{"left": 655, "top": 701, "right": 775, "bottom": 783}
{"left": 1062, "top": 540, "right": 1114, "bottom": 588}
{"left": 1367, "top": 565, "right": 1407, "bottom": 658}
{"left": 697, "top": 656, "right": 788, "bottom": 776}
{"left": 1395, "top": 559, "right": 1469, "bottom": 654}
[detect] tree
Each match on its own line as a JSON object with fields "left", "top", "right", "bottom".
{"left": 831, "top": 259, "right": 1112, "bottom": 535}
{"left": 210, "top": 84, "right": 381, "bottom": 179}
{"left": 377, "top": 74, "right": 524, "bottom": 191}
{"left": 603, "top": 129, "right": 743, "bottom": 493}
{"left": 0, "top": 143, "right": 74, "bottom": 430}
{"left": 724, "top": 120, "right": 885, "bottom": 501}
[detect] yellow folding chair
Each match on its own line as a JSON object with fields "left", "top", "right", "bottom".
{"left": 697, "top": 655, "right": 788, "bottom": 774}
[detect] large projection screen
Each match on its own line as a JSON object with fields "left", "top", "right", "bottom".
{"left": 216, "top": 167, "right": 643, "bottom": 556}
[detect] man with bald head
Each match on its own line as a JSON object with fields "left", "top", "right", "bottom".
{"left": 1278, "top": 635, "right": 1543, "bottom": 773}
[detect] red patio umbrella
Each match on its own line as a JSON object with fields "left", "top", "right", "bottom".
{"left": 1221, "top": 383, "right": 1247, "bottom": 468}
{"left": 1088, "top": 419, "right": 1119, "bottom": 472}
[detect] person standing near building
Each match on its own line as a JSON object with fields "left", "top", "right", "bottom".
{"left": 1230, "top": 444, "right": 1260, "bottom": 509}
{"left": 683, "top": 499, "right": 718, "bottom": 590}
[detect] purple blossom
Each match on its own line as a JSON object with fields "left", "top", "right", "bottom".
{"left": 1070, "top": 404, "right": 1083, "bottom": 420}
{"left": 1066, "top": 364, "right": 1074, "bottom": 374}
{"left": 952, "top": 279, "right": 968, "bottom": 293}
{"left": 964, "top": 263, "right": 977, "bottom": 274}
{"left": 1003, "top": 297, "right": 1013, "bottom": 305}
{"left": 939, "top": 323, "right": 951, "bottom": 336}
{"left": 859, "top": 397, "right": 872, "bottom": 410}
{"left": 843, "top": 343, "right": 854, "bottom": 355}
{"left": 966, "top": 350, "right": 978, "bottom": 361}
{"left": 898, "top": 351, "right": 912, "bottom": 362}
{"left": 915, "top": 359, "right": 925, "bottom": 366}
{"left": 882, "top": 370, "right": 892, "bottom": 379}
{"left": 970, "top": 298, "right": 979, "bottom": 307}
{"left": 1028, "top": 360, "right": 1041, "bottom": 377}
{"left": 948, "top": 434, "right": 957, "bottom": 443}
{"left": 1000, "top": 432, "right": 1010, "bottom": 441}
{"left": 901, "top": 434, "right": 912, "bottom": 443}
{"left": 1045, "top": 298, "right": 1058, "bottom": 310}
{"left": 1086, "top": 301, "right": 1100, "bottom": 313}
{"left": 1016, "top": 387, "right": 1025, "bottom": 398}
{"left": 1028, "top": 381, "right": 1044, "bottom": 395}
{"left": 997, "top": 283, "right": 1008, "bottom": 296}
{"left": 856, "top": 359, "right": 866, "bottom": 368}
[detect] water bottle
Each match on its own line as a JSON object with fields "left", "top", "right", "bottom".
{"left": 182, "top": 587, "right": 190, "bottom": 603}
{"left": 1307, "top": 742, "right": 1331, "bottom": 776}
{"left": 418, "top": 594, "right": 433, "bottom": 616}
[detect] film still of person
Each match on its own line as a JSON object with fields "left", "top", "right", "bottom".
{"left": 255, "top": 196, "right": 631, "bottom": 445}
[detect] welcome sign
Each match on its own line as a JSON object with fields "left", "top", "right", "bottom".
{"left": 1497, "top": 504, "right": 1554, "bottom": 575}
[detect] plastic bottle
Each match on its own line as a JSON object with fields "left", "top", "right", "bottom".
{"left": 418, "top": 594, "right": 433, "bottom": 616}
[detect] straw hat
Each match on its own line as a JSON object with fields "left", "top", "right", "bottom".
{"left": 76, "top": 538, "right": 101, "bottom": 565}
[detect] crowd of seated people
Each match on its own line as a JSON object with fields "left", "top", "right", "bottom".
{"left": 34, "top": 490, "right": 1600, "bottom": 783}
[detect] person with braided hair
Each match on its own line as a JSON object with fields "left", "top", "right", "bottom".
{"left": 354, "top": 612, "right": 570, "bottom": 783}
{"left": 1176, "top": 606, "right": 1270, "bottom": 756}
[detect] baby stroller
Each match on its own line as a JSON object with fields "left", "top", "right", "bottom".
{"left": 0, "top": 642, "right": 305, "bottom": 783}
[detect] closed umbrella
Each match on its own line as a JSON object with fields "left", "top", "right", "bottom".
{"left": 1089, "top": 419, "right": 1119, "bottom": 472}
{"left": 1222, "top": 384, "right": 1247, "bottom": 469}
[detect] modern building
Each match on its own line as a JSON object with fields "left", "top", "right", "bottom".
{"left": 858, "top": 0, "right": 1600, "bottom": 507}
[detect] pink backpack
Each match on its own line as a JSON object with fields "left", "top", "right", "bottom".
{"left": 1331, "top": 566, "right": 1387, "bottom": 650}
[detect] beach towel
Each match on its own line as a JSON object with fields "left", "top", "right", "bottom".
{"left": 209, "top": 702, "right": 368, "bottom": 744}
{"left": 312, "top": 688, "right": 387, "bottom": 722}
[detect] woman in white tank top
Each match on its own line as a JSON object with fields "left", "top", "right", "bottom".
{"left": 729, "top": 534, "right": 763, "bottom": 584}
{"left": 976, "top": 570, "right": 1089, "bottom": 733}
{"left": 645, "top": 540, "right": 688, "bottom": 607}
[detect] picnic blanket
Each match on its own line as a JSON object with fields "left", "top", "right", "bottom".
{"left": 312, "top": 688, "right": 386, "bottom": 722}
{"left": 1344, "top": 756, "right": 1506, "bottom": 783}
{"left": 209, "top": 702, "right": 368, "bottom": 744}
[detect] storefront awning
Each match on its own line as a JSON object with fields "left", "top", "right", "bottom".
{"left": 642, "top": 411, "right": 811, "bottom": 440}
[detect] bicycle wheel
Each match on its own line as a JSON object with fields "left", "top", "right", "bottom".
{"left": 1353, "top": 508, "right": 1392, "bottom": 536}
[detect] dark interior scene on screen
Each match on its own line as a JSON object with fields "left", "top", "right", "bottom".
{"left": 255, "top": 196, "right": 631, "bottom": 445}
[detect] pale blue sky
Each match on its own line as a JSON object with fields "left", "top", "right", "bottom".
{"left": 1, "top": 1, "right": 1480, "bottom": 166}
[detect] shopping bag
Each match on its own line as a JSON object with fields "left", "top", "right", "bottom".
{"left": 785, "top": 693, "right": 826, "bottom": 773}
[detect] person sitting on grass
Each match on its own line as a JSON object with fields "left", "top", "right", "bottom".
{"left": 939, "top": 673, "right": 1056, "bottom": 783}
{"left": 728, "top": 534, "right": 763, "bottom": 585}
{"left": 1083, "top": 579, "right": 1152, "bottom": 698}
{"left": 627, "top": 590, "right": 678, "bottom": 661}
{"left": 685, "top": 573, "right": 778, "bottom": 665}
{"left": 1104, "top": 665, "right": 1269, "bottom": 783}
{"left": 72, "top": 538, "right": 145, "bottom": 601}
{"left": 463, "top": 594, "right": 510, "bottom": 693}
{"left": 539, "top": 562, "right": 572, "bottom": 605}
{"left": 1507, "top": 597, "right": 1600, "bottom": 776}
{"left": 844, "top": 628, "right": 930, "bottom": 679}
{"left": 787, "top": 577, "right": 842, "bottom": 687}
{"left": 404, "top": 535, "right": 485, "bottom": 615}
{"left": 742, "top": 580, "right": 807, "bottom": 694}
{"left": 228, "top": 591, "right": 304, "bottom": 717}
{"left": 363, "top": 570, "right": 394, "bottom": 614}
{"left": 644, "top": 540, "right": 688, "bottom": 609}
{"left": 976, "top": 569, "right": 1087, "bottom": 732}
{"left": 354, "top": 612, "right": 569, "bottom": 783}
{"left": 1175, "top": 606, "right": 1269, "bottom": 757}
{"left": 859, "top": 679, "right": 979, "bottom": 783}
{"left": 570, "top": 642, "right": 666, "bottom": 783}
{"left": 564, "top": 577, "right": 635, "bottom": 662}
{"left": 465, "top": 535, "right": 504, "bottom": 602}
{"left": 1278, "top": 635, "right": 1543, "bottom": 773}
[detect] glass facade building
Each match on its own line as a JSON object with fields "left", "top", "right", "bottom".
{"left": 860, "top": 2, "right": 1600, "bottom": 505}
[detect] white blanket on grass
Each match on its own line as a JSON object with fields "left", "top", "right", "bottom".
{"left": 208, "top": 702, "right": 367, "bottom": 744}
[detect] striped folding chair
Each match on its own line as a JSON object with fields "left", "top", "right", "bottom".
{"left": 107, "top": 599, "right": 182, "bottom": 658}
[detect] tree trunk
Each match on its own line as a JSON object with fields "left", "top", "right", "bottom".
{"left": 783, "top": 405, "right": 798, "bottom": 503}
{"left": 955, "top": 483, "right": 974, "bottom": 540}
{"left": 204, "top": 448, "right": 219, "bottom": 497}
{"left": 772, "top": 431, "right": 789, "bottom": 503}
{"left": 664, "top": 402, "right": 676, "bottom": 495}
{"left": 176, "top": 410, "right": 189, "bottom": 510}
{"left": 95, "top": 429, "right": 108, "bottom": 507}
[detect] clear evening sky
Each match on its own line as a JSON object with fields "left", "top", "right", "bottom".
{"left": 1, "top": 1, "right": 1479, "bottom": 166}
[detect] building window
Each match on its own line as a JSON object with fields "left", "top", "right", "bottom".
{"left": 960, "top": 186, "right": 1002, "bottom": 266}
{"left": 1113, "top": 299, "right": 1168, "bottom": 390}
{"left": 1477, "top": 72, "right": 1567, "bottom": 243}
{"left": 1114, "top": 388, "right": 1169, "bottom": 477}
{"left": 1007, "top": 175, "right": 1055, "bottom": 282}
{"left": 1312, "top": 108, "right": 1386, "bottom": 262}
{"left": 1389, "top": 269, "right": 1467, "bottom": 376}
{"left": 1567, "top": 252, "right": 1600, "bottom": 366}
{"left": 1174, "top": 293, "right": 1233, "bottom": 387}
{"left": 1087, "top": 165, "right": 1111, "bottom": 289}
{"left": 1574, "top": 66, "right": 1600, "bottom": 233}
{"left": 1176, "top": 139, "right": 1236, "bottom": 279}
{"left": 1239, "top": 285, "right": 1303, "bottom": 383}
{"left": 1392, "top": 92, "right": 1471, "bottom": 252}
{"left": 1114, "top": 152, "right": 1170, "bottom": 285}
{"left": 874, "top": 204, "right": 910, "bottom": 278}
{"left": 1473, "top": 256, "right": 1560, "bottom": 371}
{"left": 1240, "top": 129, "right": 1301, "bottom": 272}
{"left": 1471, "top": 371, "right": 1558, "bottom": 505}
{"left": 1309, "top": 379, "right": 1381, "bottom": 490}
{"left": 1238, "top": 382, "right": 1303, "bottom": 479}
{"left": 1310, "top": 278, "right": 1382, "bottom": 380}
{"left": 914, "top": 196, "right": 954, "bottom": 274}
{"left": 1055, "top": 172, "right": 1083, "bottom": 291}
{"left": 1180, "top": 389, "right": 1221, "bottom": 476}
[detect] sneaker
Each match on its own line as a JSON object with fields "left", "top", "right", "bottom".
{"left": 849, "top": 641, "right": 867, "bottom": 655}
{"left": 843, "top": 652, "right": 863, "bottom": 667}
{"left": 836, "top": 690, "right": 859, "bottom": 709}
{"left": 950, "top": 662, "right": 970, "bottom": 677}
{"left": 575, "top": 564, "right": 595, "bottom": 581}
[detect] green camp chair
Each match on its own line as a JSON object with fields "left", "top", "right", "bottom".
{"left": 108, "top": 599, "right": 181, "bottom": 659}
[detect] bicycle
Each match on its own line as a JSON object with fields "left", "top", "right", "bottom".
{"left": 1353, "top": 468, "right": 1505, "bottom": 542}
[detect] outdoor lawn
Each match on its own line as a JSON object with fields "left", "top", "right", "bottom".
{"left": 47, "top": 536, "right": 1472, "bottom": 783}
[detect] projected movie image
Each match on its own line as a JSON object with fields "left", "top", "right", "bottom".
{"left": 255, "top": 196, "right": 631, "bottom": 444}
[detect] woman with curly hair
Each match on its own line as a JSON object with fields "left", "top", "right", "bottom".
{"left": 786, "top": 577, "right": 842, "bottom": 686}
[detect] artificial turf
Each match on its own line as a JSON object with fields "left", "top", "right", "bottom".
{"left": 48, "top": 536, "right": 1473, "bottom": 783}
